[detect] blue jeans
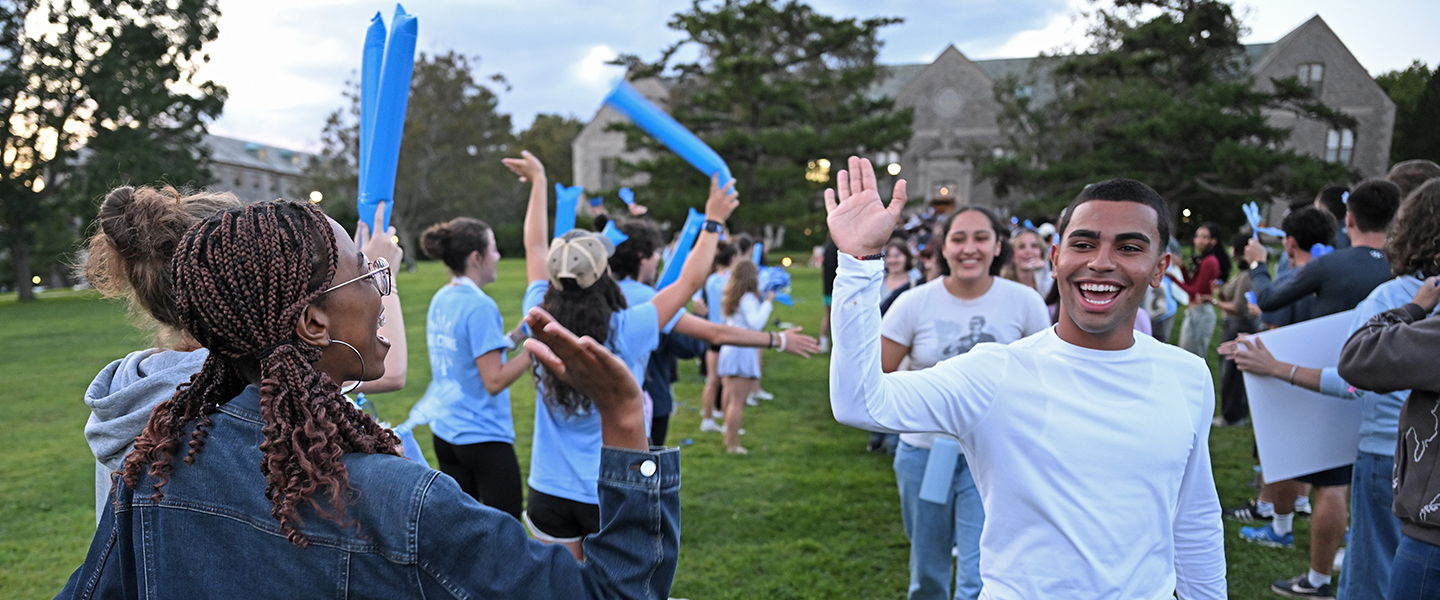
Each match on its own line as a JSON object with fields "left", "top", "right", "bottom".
{"left": 1339, "top": 452, "right": 1402, "bottom": 600}
{"left": 894, "top": 441, "right": 984, "bottom": 600}
{"left": 1391, "top": 534, "right": 1440, "bottom": 599}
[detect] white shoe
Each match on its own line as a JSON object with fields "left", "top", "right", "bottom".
{"left": 745, "top": 395, "right": 759, "bottom": 406}
{"left": 700, "top": 419, "right": 723, "bottom": 433}
{"left": 754, "top": 389, "right": 774, "bottom": 401}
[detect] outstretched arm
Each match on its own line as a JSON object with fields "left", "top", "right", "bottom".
{"left": 649, "top": 175, "right": 737, "bottom": 327}
{"left": 1172, "top": 376, "right": 1227, "bottom": 600}
{"left": 504, "top": 151, "right": 551, "bottom": 284}
{"left": 671, "top": 314, "right": 818, "bottom": 357}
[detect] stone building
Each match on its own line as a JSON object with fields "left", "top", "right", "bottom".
{"left": 573, "top": 15, "right": 1393, "bottom": 209}
{"left": 203, "top": 134, "right": 316, "bottom": 203}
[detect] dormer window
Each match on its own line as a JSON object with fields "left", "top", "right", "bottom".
{"left": 1297, "top": 63, "right": 1324, "bottom": 93}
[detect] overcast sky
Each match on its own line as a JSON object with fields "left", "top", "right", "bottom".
{"left": 197, "top": 0, "right": 1440, "bottom": 153}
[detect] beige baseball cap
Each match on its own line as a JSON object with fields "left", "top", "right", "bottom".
{"left": 547, "top": 230, "right": 615, "bottom": 289}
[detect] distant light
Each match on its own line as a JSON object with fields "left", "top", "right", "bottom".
{"left": 31, "top": 178, "right": 44, "bottom": 192}
{"left": 803, "top": 228, "right": 812, "bottom": 236}
{"left": 817, "top": 158, "right": 831, "bottom": 169}
{"left": 940, "top": 187, "right": 950, "bottom": 196}
{"left": 391, "top": 235, "right": 400, "bottom": 244}
{"left": 31, "top": 276, "right": 41, "bottom": 284}
{"left": 781, "top": 257, "right": 793, "bottom": 267}
{"left": 887, "top": 163, "right": 901, "bottom": 176}
{"left": 1182, "top": 208, "right": 1192, "bottom": 217}
{"left": 309, "top": 191, "right": 323, "bottom": 203}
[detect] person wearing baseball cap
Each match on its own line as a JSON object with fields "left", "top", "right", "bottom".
{"left": 502, "top": 151, "right": 738, "bottom": 560}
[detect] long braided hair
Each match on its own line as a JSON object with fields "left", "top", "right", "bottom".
{"left": 120, "top": 200, "right": 401, "bottom": 547}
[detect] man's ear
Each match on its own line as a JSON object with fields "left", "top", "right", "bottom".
{"left": 1049, "top": 240, "right": 1059, "bottom": 272}
{"left": 1151, "top": 251, "right": 1171, "bottom": 288}
{"left": 295, "top": 302, "right": 331, "bottom": 347}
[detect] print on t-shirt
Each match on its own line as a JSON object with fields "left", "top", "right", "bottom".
{"left": 941, "top": 315, "right": 998, "bottom": 358}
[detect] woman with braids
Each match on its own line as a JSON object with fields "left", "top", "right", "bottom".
{"left": 1168, "top": 222, "right": 1230, "bottom": 357}
{"left": 504, "top": 151, "right": 738, "bottom": 559}
{"left": 59, "top": 199, "right": 680, "bottom": 599}
{"left": 79, "top": 187, "right": 406, "bottom": 523}
{"left": 419, "top": 217, "right": 532, "bottom": 521}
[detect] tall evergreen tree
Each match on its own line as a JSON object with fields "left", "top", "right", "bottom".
{"left": 979, "top": 0, "right": 1352, "bottom": 231}
{"left": 0, "top": 0, "right": 225, "bottom": 300}
{"left": 1377, "top": 61, "right": 1440, "bottom": 166}
{"left": 613, "top": 0, "right": 912, "bottom": 242}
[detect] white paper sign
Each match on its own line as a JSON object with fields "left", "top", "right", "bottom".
{"left": 1243, "top": 310, "right": 1362, "bottom": 483}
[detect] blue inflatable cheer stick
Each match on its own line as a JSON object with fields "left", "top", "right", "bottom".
{"left": 604, "top": 81, "right": 733, "bottom": 186}
{"left": 358, "top": 4, "right": 418, "bottom": 233}
{"left": 752, "top": 242, "right": 764, "bottom": 264}
{"left": 619, "top": 187, "right": 635, "bottom": 205}
{"left": 657, "top": 208, "right": 705, "bottom": 290}
{"left": 553, "top": 183, "right": 583, "bottom": 239}
{"left": 358, "top": 13, "right": 385, "bottom": 194}
{"left": 601, "top": 220, "right": 629, "bottom": 246}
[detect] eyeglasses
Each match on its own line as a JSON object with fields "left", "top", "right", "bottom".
{"left": 324, "top": 256, "right": 392, "bottom": 297}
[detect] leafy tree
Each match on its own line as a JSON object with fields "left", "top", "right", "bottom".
{"left": 306, "top": 51, "right": 521, "bottom": 260}
{"left": 0, "top": 0, "right": 224, "bottom": 300}
{"left": 979, "top": 0, "right": 1352, "bottom": 233}
{"left": 1377, "top": 61, "right": 1440, "bottom": 165}
{"left": 518, "top": 113, "right": 584, "bottom": 188}
{"left": 612, "top": 0, "right": 911, "bottom": 243}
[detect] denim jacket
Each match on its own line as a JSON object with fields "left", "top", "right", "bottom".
{"left": 57, "top": 385, "right": 680, "bottom": 599}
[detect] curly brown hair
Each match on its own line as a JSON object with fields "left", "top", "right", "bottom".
{"left": 1387, "top": 179, "right": 1440, "bottom": 278}
{"left": 82, "top": 185, "right": 241, "bottom": 348}
{"left": 120, "top": 200, "right": 402, "bottom": 548}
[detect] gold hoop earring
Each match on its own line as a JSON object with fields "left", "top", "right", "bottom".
{"left": 328, "top": 338, "right": 365, "bottom": 394}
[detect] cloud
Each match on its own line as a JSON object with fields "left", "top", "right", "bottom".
{"left": 573, "top": 44, "right": 622, "bottom": 86}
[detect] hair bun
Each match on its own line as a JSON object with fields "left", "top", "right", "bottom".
{"left": 420, "top": 221, "right": 452, "bottom": 261}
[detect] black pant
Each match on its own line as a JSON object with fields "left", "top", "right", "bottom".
{"left": 1219, "top": 316, "right": 1260, "bottom": 424}
{"left": 432, "top": 437, "right": 523, "bottom": 522}
{"left": 650, "top": 414, "right": 670, "bottom": 447}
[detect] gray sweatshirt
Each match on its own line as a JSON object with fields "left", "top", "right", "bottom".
{"left": 1339, "top": 303, "right": 1440, "bottom": 546}
{"left": 84, "top": 348, "right": 207, "bottom": 522}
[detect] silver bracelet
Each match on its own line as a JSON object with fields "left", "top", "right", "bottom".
{"left": 1287, "top": 364, "right": 1299, "bottom": 385}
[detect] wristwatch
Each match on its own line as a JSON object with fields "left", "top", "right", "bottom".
{"left": 702, "top": 220, "right": 724, "bottom": 234}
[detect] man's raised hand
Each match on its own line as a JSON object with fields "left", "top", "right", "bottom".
{"left": 823, "top": 156, "right": 907, "bottom": 257}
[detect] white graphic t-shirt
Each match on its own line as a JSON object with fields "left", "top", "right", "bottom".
{"left": 881, "top": 276, "right": 1050, "bottom": 448}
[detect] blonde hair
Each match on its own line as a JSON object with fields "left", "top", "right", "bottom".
{"left": 721, "top": 259, "right": 759, "bottom": 318}
{"left": 82, "top": 185, "right": 242, "bottom": 348}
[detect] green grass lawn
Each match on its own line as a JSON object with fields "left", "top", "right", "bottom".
{"left": 2, "top": 257, "right": 1313, "bottom": 599}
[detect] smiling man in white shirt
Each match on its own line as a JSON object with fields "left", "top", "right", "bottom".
{"left": 825, "top": 157, "right": 1225, "bottom": 599}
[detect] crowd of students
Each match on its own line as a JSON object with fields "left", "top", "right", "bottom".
{"left": 53, "top": 147, "right": 1440, "bottom": 599}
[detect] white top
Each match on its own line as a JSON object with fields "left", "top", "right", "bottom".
{"left": 882, "top": 276, "right": 1049, "bottom": 448}
{"left": 723, "top": 292, "right": 772, "bottom": 331}
{"left": 830, "top": 254, "right": 1226, "bottom": 600}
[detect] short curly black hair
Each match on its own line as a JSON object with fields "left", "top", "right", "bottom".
{"left": 608, "top": 219, "right": 663, "bottom": 281}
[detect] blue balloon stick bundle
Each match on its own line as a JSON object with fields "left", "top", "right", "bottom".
{"left": 358, "top": 14, "right": 385, "bottom": 193}
{"left": 357, "top": 5, "right": 418, "bottom": 233}
{"left": 657, "top": 208, "right": 705, "bottom": 290}
{"left": 603, "top": 81, "right": 732, "bottom": 186}
{"left": 553, "top": 183, "right": 583, "bottom": 239}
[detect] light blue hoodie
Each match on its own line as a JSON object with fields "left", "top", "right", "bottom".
{"left": 84, "top": 348, "right": 207, "bottom": 521}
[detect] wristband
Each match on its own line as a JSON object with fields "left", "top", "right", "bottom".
{"left": 777, "top": 332, "right": 787, "bottom": 353}
{"left": 768, "top": 332, "right": 776, "bottom": 348}
{"left": 702, "top": 220, "right": 724, "bottom": 234}
{"left": 1287, "top": 364, "right": 1299, "bottom": 385}
{"left": 854, "top": 252, "right": 884, "bottom": 261}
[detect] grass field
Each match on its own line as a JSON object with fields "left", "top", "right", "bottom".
{"left": 2, "top": 257, "right": 1318, "bottom": 599}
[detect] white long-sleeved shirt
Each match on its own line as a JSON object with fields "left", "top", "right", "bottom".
{"left": 829, "top": 254, "right": 1226, "bottom": 600}
{"left": 723, "top": 292, "right": 772, "bottom": 332}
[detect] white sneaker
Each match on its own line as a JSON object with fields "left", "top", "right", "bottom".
{"left": 745, "top": 395, "right": 759, "bottom": 406}
{"left": 754, "top": 389, "right": 774, "bottom": 401}
{"left": 700, "top": 419, "right": 723, "bottom": 433}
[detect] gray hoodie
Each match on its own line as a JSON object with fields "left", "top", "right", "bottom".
{"left": 84, "top": 348, "right": 207, "bottom": 521}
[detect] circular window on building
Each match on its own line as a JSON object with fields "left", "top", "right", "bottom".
{"left": 934, "top": 87, "right": 963, "bottom": 118}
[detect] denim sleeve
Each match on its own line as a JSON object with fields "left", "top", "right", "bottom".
{"left": 416, "top": 447, "right": 680, "bottom": 600}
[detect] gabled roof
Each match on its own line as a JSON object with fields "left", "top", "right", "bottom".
{"left": 204, "top": 135, "right": 312, "bottom": 175}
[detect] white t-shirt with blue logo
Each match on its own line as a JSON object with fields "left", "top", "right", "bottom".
{"left": 523, "top": 280, "right": 660, "bottom": 504}
{"left": 426, "top": 277, "right": 516, "bottom": 446}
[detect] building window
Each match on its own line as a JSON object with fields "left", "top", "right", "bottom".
{"left": 600, "top": 158, "right": 619, "bottom": 190}
{"left": 1297, "top": 63, "right": 1324, "bottom": 92}
{"left": 1325, "top": 128, "right": 1354, "bottom": 165}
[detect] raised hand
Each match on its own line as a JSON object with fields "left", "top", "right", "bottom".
{"left": 823, "top": 156, "right": 907, "bottom": 257}
{"left": 356, "top": 203, "right": 403, "bottom": 267}
{"left": 1413, "top": 276, "right": 1440, "bottom": 313}
{"left": 522, "top": 307, "right": 647, "bottom": 450}
{"left": 502, "top": 150, "right": 546, "bottom": 184}
{"left": 1244, "top": 238, "right": 1268, "bottom": 265}
{"left": 705, "top": 174, "right": 739, "bottom": 223}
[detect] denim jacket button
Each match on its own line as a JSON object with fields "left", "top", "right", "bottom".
{"left": 639, "top": 460, "right": 657, "bottom": 477}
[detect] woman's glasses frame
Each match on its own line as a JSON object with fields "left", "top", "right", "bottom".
{"left": 324, "top": 256, "right": 393, "bottom": 297}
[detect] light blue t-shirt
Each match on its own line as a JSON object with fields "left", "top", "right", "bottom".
{"left": 426, "top": 278, "right": 515, "bottom": 445}
{"left": 523, "top": 280, "right": 660, "bottom": 504}
{"left": 618, "top": 278, "right": 684, "bottom": 333}
{"left": 704, "top": 272, "right": 730, "bottom": 324}
{"left": 1316, "top": 274, "right": 1433, "bottom": 456}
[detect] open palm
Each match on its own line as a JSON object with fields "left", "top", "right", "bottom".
{"left": 823, "top": 156, "right": 907, "bottom": 257}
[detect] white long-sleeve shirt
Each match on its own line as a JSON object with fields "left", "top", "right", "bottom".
{"left": 723, "top": 292, "right": 772, "bottom": 331}
{"left": 829, "top": 254, "right": 1226, "bottom": 600}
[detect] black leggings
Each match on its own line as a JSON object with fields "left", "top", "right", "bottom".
{"left": 432, "top": 437, "right": 523, "bottom": 522}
